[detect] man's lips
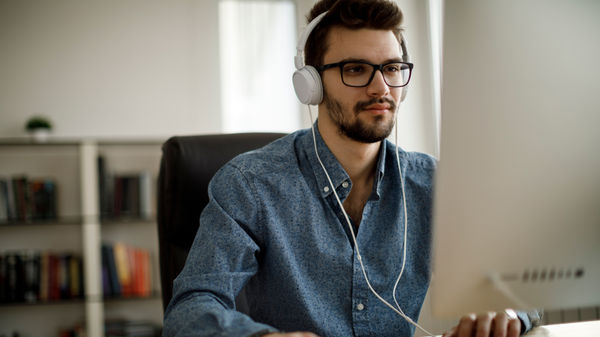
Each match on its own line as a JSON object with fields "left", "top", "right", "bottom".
{"left": 354, "top": 98, "right": 396, "bottom": 116}
{"left": 363, "top": 103, "right": 391, "bottom": 114}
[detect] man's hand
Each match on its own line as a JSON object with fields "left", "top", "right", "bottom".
{"left": 442, "top": 309, "right": 521, "bottom": 337}
{"left": 263, "top": 333, "right": 320, "bottom": 337}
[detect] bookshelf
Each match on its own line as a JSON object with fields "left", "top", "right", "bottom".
{"left": 0, "top": 138, "right": 164, "bottom": 337}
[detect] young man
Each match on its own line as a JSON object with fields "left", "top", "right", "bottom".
{"left": 163, "top": 1, "right": 538, "bottom": 336}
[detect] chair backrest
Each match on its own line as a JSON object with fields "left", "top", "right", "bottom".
{"left": 157, "top": 133, "right": 286, "bottom": 312}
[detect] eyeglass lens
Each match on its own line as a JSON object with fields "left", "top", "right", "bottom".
{"left": 341, "top": 62, "right": 410, "bottom": 87}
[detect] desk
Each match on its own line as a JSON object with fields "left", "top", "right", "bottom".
{"left": 526, "top": 320, "right": 600, "bottom": 337}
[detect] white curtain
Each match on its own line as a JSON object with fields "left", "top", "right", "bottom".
{"left": 219, "top": 0, "right": 300, "bottom": 133}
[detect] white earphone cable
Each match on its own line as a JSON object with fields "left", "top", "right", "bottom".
{"left": 392, "top": 109, "right": 409, "bottom": 316}
{"left": 307, "top": 105, "right": 434, "bottom": 336}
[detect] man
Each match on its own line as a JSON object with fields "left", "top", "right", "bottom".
{"left": 163, "top": 1, "right": 539, "bottom": 336}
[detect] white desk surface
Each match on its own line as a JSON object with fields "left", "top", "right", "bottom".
{"left": 525, "top": 320, "right": 600, "bottom": 337}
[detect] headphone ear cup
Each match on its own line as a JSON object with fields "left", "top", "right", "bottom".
{"left": 293, "top": 66, "right": 323, "bottom": 105}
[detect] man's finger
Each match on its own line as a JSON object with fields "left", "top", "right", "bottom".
{"left": 474, "top": 312, "right": 495, "bottom": 337}
{"left": 492, "top": 311, "right": 509, "bottom": 337}
{"left": 507, "top": 316, "right": 521, "bottom": 337}
{"left": 456, "top": 313, "right": 477, "bottom": 337}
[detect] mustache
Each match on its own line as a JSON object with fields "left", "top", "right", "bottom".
{"left": 353, "top": 97, "right": 397, "bottom": 115}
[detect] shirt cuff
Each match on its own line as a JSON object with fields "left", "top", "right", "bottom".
{"left": 517, "top": 309, "right": 543, "bottom": 335}
{"left": 247, "top": 329, "right": 278, "bottom": 337}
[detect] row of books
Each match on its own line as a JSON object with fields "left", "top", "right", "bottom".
{"left": 0, "top": 251, "right": 83, "bottom": 303}
{"left": 102, "top": 242, "right": 153, "bottom": 298}
{"left": 105, "top": 319, "right": 161, "bottom": 337}
{"left": 0, "top": 176, "right": 57, "bottom": 224}
{"left": 58, "top": 325, "right": 85, "bottom": 337}
{"left": 59, "top": 320, "right": 161, "bottom": 337}
{"left": 98, "top": 156, "right": 154, "bottom": 220}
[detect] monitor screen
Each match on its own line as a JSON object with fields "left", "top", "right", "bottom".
{"left": 431, "top": 0, "right": 600, "bottom": 318}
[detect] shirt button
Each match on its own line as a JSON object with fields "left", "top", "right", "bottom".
{"left": 342, "top": 181, "right": 349, "bottom": 188}
{"left": 356, "top": 303, "right": 365, "bottom": 311}
{"left": 323, "top": 186, "right": 330, "bottom": 192}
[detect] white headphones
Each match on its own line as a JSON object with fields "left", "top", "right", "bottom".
{"left": 292, "top": 11, "right": 411, "bottom": 105}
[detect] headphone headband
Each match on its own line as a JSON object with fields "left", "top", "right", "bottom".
{"left": 295, "top": 11, "right": 329, "bottom": 70}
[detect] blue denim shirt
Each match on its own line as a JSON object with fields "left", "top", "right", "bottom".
{"left": 164, "top": 126, "right": 538, "bottom": 336}
{"left": 163, "top": 125, "right": 438, "bottom": 337}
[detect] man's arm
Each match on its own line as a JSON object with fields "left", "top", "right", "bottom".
{"left": 162, "top": 163, "right": 278, "bottom": 337}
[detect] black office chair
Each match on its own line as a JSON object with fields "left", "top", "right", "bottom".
{"left": 156, "top": 133, "right": 285, "bottom": 312}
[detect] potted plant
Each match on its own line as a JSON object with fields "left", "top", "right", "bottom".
{"left": 25, "top": 116, "right": 53, "bottom": 142}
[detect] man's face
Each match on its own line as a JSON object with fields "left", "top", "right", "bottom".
{"left": 320, "top": 27, "right": 404, "bottom": 143}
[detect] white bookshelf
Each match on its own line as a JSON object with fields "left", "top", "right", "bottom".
{"left": 0, "top": 138, "right": 164, "bottom": 337}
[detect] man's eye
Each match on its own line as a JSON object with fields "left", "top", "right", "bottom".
{"left": 384, "top": 64, "right": 401, "bottom": 73}
{"left": 344, "top": 64, "right": 367, "bottom": 74}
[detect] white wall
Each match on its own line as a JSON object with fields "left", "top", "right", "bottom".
{"left": 0, "top": 0, "right": 221, "bottom": 139}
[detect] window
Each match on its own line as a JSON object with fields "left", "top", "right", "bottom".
{"left": 219, "top": 0, "right": 300, "bottom": 133}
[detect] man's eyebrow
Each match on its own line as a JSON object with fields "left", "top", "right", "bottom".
{"left": 338, "top": 57, "right": 404, "bottom": 64}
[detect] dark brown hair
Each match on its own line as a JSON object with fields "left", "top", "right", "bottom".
{"left": 305, "top": 0, "right": 404, "bottom": 68}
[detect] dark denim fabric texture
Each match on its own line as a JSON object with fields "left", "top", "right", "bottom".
{"left": 162, "top": 126, "right": 532, "bottom": 337}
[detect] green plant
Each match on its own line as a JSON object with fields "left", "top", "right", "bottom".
{"left": 25, "top": 116, "right": 52, "bottom": 131}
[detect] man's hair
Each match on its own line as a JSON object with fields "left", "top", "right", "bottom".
{"left": 305, "top": 0, "right": 404, "bottom": 68}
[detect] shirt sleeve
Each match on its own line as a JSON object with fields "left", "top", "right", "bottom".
{"left": 162, "top": 163, "right": 279, "bottom": 337}
{"left": 517, "top": 309, "right": 543, "bottom": 335}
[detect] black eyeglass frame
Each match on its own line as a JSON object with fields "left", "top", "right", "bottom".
{"left": 317, "top": 60, "right": 414, "bottom": 88}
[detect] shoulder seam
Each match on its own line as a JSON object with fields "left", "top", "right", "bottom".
{"left": 223, "top": 162, "right": 265, "bottom": 235}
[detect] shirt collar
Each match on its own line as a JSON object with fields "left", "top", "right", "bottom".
{"left": 300, "top": 121, "right": 387, "bottom": 200}
{"left": 373, "top": 140, "right": 387, "bottom": 200}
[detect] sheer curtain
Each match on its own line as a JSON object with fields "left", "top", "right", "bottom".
{"left": 219, "top": 0, "right": 300, "bottom": 133}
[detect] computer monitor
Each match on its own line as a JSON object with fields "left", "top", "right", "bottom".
{"left": 430, "top": 0, "right": 600, "bottom": 318}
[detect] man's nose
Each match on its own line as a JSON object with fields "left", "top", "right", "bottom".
{"left": 367, "top": 70, "right": 391, "bottom": 97}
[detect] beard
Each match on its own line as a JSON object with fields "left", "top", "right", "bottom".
{"left": 323, "top": 91, "right": 397, "bottom": 143}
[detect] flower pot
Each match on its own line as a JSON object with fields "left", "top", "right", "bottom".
{"left": 30, "top": 128, "right": 51, "bottom": 143}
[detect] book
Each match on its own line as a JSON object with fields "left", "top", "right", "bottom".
{"left": 101, "top": 244, "right": 121, "bottom": 297}
{"left": 4, "top": 253, "right": 24, "bottom": 302}
{"left": 113, "top": 242, "right": 133, "bottom": 297}
{"left": 0, "top": 179, "right": 8, "bottom": 222}
{"left": 29, "top": 179, "right": 57, "bottom": 221}
{"left": 0, "top": 255, "right": 6, "bottom": 301}
{"left": 140, "top": 249, "right": 151, "bottom": 297}
{"left": 39, "top": 252, "right": 50, "bottom": 301}
{"left": 48, "top": 253, "right": 60, "bottom": 300}
{"left": 139, "top": 171, "right": 153, "bottom": 220}
{"left": 69, "top": 254, "right": 83, "bottom": 298}
{"left": 12, "top": 176, "right": 29, "bottom": 222}
{"left": 5, "top": 178, "right": 17, "bottom": 221}
{"left": 23, "top": 250, "right": 40, "bottom": 302}
{"left": 105, "top": 319, "right": 160, "bottom": 337}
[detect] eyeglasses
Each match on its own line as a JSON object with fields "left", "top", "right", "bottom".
{"left": 318, "top": 60, "right": 413, "bottom": 88}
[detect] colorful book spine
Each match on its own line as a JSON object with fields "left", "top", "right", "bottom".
{"left": 97, "top": 156, "right": 155, "bottom": 220}
{"left": 0, "top": 176, "right": 58, "bottom": 223}
{"left": 100, "top": 242, "right": 152, "bottom": 299}
{"left": 0, "top": 250, "right": 83, "bottom": 303}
